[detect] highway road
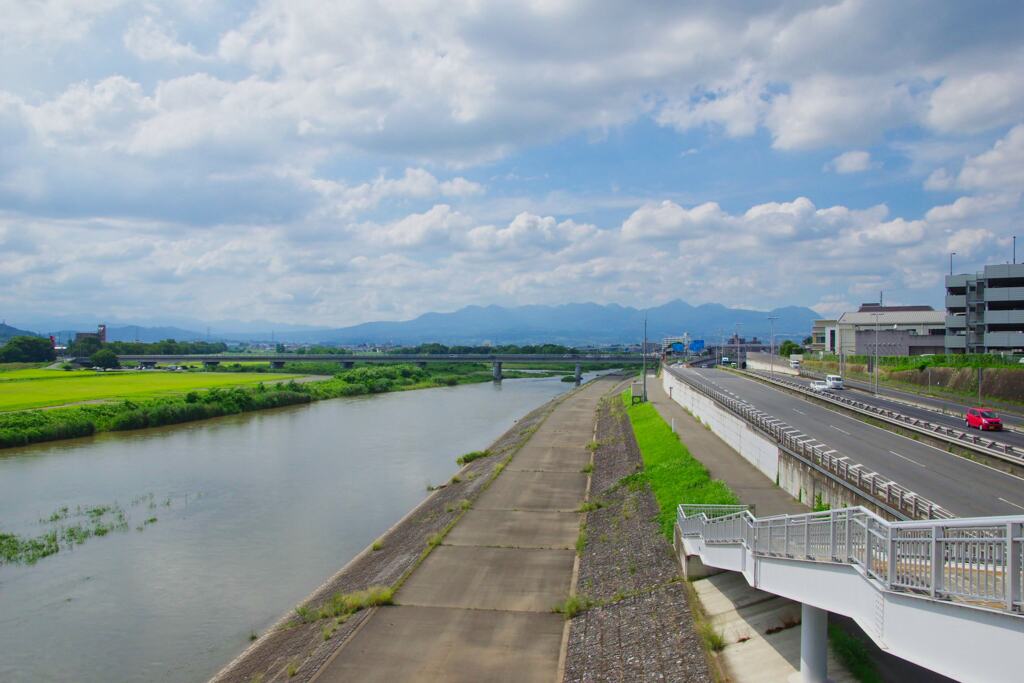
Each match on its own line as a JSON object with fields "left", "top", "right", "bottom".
{"left": 757, "top": 370, "right": 1024, "bottom": 450}
{"left": 798, "top": 367, "right": 1024, "bottom": 429}
{"left": 676, "top": 367, "right": 1024, "bottom": 518}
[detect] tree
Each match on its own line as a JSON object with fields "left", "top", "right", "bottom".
{"left": 0, "top": 336, "right": 56, "bottom": 363}
{"left": 779, "top": 340, "right": 805, "bottom": 357}
{"left": 90, "top": 348, "right": 120, "bottom": 369}
{"left": 68, "top": 335, "right": 102, "bottom": 357}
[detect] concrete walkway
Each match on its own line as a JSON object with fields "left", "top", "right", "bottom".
{"left": 313, "top": 377, "right": 613, "bottom": 682}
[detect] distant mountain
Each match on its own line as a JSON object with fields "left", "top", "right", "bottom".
{"left": 0, "top": 322, "right": 39, "bottom": 342}
{"left": 299, "top": 300, "right": 818, "bottom": 346}
{"left": 6, "top": 300, "right": 820, "bottom": 346}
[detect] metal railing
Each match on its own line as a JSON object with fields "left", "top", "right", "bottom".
{"left": 663, "top": 365, "right": 953, "bottom": 520}
{"left": 745, "top": 369, "right": 1024, "bottom": 465}
{"left": 678, "top": 504, "right": 1024, "bottom": 614}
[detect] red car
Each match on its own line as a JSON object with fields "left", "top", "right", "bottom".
{"left": 966, "top": 407, "right": 1002, "bottom": 431}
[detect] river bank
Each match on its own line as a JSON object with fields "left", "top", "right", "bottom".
{"left": 211, "top": 377, "right": 586, "bottom": 682}
{"left": 0, "top": 362, "right": 568, "bottom": 450}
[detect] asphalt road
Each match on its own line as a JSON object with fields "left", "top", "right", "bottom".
{"left": 769, "top": 371, "right": 1024, "bottom": 449}
{"left": 800, "top": 369, "right": 1024, "bottom": 432}
{"left": 678, "top": 367, "right": 1024, "bottom": 518}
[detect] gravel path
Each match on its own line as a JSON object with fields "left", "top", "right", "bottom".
{"left": 563, "top": 395, "right": 711, "bottom": 683}
{"left": 210, "top": 391, "right": 566, "bottom": 683}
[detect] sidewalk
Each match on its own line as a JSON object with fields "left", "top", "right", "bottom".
{"left": 313, "top": 377, "right": 614, "bottom": 682}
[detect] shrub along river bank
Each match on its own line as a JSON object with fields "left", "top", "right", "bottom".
{"left": 0, "top": 363, "right": 531, "bottom": 450}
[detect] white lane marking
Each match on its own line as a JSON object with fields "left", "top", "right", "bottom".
{"left": 998, "top": 497, "right": 1024, "bottom": 512}
{"left": 793, "top": 408, "right": 806, "bottom": 415}
{"left": 888, "top": 450, "right": 926, "bottom": 468}
{"left": 830, "top": 425, "right": 851, "bottom": 435}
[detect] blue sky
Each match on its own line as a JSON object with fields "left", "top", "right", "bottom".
{"left": 1, "top": 0, "right": 1023, "bottom": 328}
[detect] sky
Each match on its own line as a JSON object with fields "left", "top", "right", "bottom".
{"left": 1, "top": 0, "right": 1023, "bottom": 329}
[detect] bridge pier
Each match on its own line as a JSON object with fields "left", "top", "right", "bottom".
{"left": 794, "top": 603, "right": 828, "bottom": 683}
{"left": 270, "top": 360, "right": 286, "bottom": 369}
{"left": 139, "top": 360, "right": 157, "bottom": 369}
{"left": 340, "top": 361, "right": 354, "bottom": 369}
{"left": 203, "top": 360, "right": 220, "bottom": 369}
{"left": 492, "top": 361, "right": 502, "bottom": 382}
{"left": 575, "top": 362, "right": 582, "bottom": 384}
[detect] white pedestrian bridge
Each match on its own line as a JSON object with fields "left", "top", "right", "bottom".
{"left": 676, "top": 504, "right": 1024, "bottom": 683}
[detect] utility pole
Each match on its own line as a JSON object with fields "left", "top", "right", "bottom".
{"left": 978, "top": 367, "right": 983, "bottom": 405}
{"left": 950, "top": 251, "right": 956, "bottom": 276}
{"left": 1014, "top": 236, "right": 1017, "bottom": 265}
{"left": 641, "top": 314, "right": 648, "bottom": 402}
{"left": 734, "top": 323, "right": 742, "bottom": 368}
{"left": 872, "top": 312, "right": 881, "bottom": 395}
{"left": 767, "top": 315, "right": 778, "bottom": 378}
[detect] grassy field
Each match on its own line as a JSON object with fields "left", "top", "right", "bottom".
{"left": 620, "top": 391, "right": 738, "bottom": 538}
{"left": 0, "top": 370, "right": 301, "bottom": 411}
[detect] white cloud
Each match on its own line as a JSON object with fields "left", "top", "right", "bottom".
{"left": 123, "top": 16, "right": 206, "bottom": 62}
{"left": 955, "top": 124, "right": 1024, "bottom": 192}
{"left": 927, "top": 66, "right": 1024, "bottom": 134}
{"left": 925, "top": 194, "right": 1019, "bottom": 222}
{"left": 766, "top": 76, "right": 917, "bottom": 150}
{"left": 826, "top": 150, "right": 873, "bottom": 174}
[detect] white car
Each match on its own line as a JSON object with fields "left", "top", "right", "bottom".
{"left": 825, "top": 374, "right": 844, "bottom": 389}
{"left": 809, "top": 380, "right": 828, "bottom": 392}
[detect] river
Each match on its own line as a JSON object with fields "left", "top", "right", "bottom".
{"left": 0, "top": 376, "right": 587, "bottom": 682}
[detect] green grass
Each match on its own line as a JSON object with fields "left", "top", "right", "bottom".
{"left": 0, "top": 371, "right": 301, "bottom": 411}
{"left": 698, "top": 621, "right": 726, "bottom": 651}
{"left": 295, "top": 585, "right": 394, "bottom": 624}
{"left": 828, "top": 624, "right": 882, "bottom": 683}
{"left": 456, "top": 449, "right": 490, "bottom": 465}
{"left": 620, "top": 391, "right": 738, "bottom": 539}
{"left": 552, "top": 593, "right": 594, "bottom": 619}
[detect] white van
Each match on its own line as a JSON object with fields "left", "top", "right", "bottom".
{"left": 789, "top": 359, "right": 801, "bottom": 369}
{"left": 825, "top": 374, "right": 844, "bottom": 389}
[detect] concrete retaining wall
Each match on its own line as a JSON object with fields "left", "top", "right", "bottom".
{"left": 745, "top": 352, "right": 799, "bottom": 376}
{"left": 663, "top": 371, "right": 779, "bottom": 481}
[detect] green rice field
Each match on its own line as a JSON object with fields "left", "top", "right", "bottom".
{"left": 0, "top": 369, "right": 301, "bottom": 411}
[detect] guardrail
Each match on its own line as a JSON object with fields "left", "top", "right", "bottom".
{"left": 664, "top": 365, "right": 953, "bottom": 520}
{"left": 746, "top": 370, "right": 1024, "bottom": 466}
{"left": 678, "top": 504, "right": 1024, "bottom": 614}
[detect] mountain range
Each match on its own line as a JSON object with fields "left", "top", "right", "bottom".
{"left": 5, "top": 300, "right": 818, "bottom": 346}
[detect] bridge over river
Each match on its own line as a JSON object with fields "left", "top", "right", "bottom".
{"left": 114, "top": 353, "right": 646, "bottom": 381}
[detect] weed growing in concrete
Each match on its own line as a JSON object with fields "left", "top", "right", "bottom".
{"left": 450, "top": 475, "right": 462, "bottom": 484}
{"left": 828, "top": 624, "right": 882, "bottom": 683}
{"left": 553, "top": 594, "right": 594, "bottom": 619}
{"left": 580, "top": 462, "right": 594, "bottom": 473}
{"left": 813, "top": 493, "right": 830, "bottom": 512}
{"left": 456, "top": 450, "right": 490, "bottom": 465}
{"left": 249, "top": 630, "right": 259, "bottom": 641}
{"left": 371, "top": 540, "right": 384, "bottom": 551}
{"left": 585, "top": 440, "right": 601, "bottom": 452}
{"left": 286, "top": 660, "right": 298, "bottom": 677}
{"left": 427, "top": 532, "right": 444, "bottom": 548}
{"left": 575, "top": 527, "right": 587, "bottom": 555}
{"left": 698, "top": 621, "right": 726, "bottom": 651}
{"left": 577, "top": 500, "right": 603, "bottom": 512}
{"left": 459, "top": 499, "right": 471, "bottom": 510}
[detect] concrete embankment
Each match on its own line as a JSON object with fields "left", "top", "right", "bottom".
{"left": 212, "top": 376, "right": 615, "bottom": 682}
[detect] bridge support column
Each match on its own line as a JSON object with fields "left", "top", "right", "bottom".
{"left": 794, "top": 603, "right": 828, "bottom": 683}
{"left": 139, "top": 360, "right": 157, "bottom": 369}
{"left": 341, "top": 361, "right": 354, "bottom": 369}
{"left": 270, "top": 360, "right": 286, "bottom": 369}
{"left": 574, "top": 362, "right": 582, "bottom": 384}
{"left": 492, "top": 361, "right": 502, "bottom": 382}
{"left": 203, "top": 360, "right": 220, "bottom": 369}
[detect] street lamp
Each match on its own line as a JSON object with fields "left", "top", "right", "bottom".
{"left": 767, "top": 315, "right": 778, "bottom": 378}
{"left": 950, "top": 251, "right": 956, "bottom": 276}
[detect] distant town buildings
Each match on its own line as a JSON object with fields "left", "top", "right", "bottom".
{"left": 811, "top": 305, "right": 945, "bottom": 357}
{"left": 74, "top": 324, "right": 107, "bottom": 345}
{"left": 946, "top": 263, "right": 1024, "bottom": 354}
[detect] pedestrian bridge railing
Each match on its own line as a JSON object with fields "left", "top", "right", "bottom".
{"left": 677, "top": 504, "right": 1024, "bottom": 682}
